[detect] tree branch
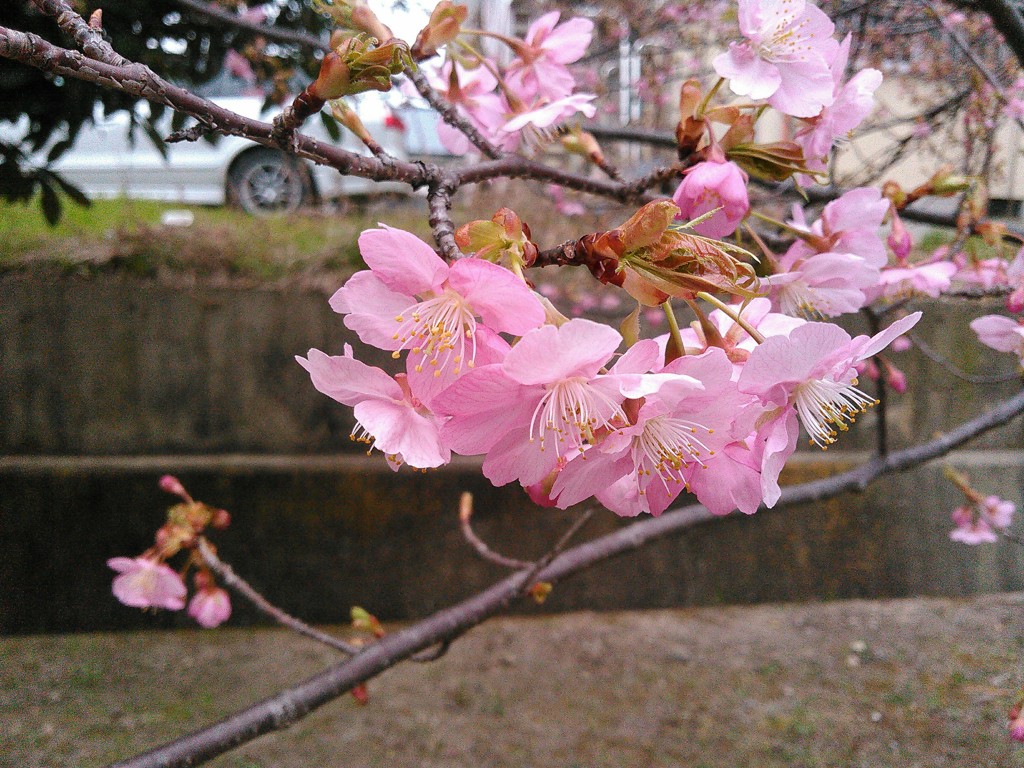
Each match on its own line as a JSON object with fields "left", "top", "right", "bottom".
{"left": 403, "top": 65, "right": 503, "bottom": 160}
{"left": 174, "top": 0, "right": 331, "bottom": 53}
{"left": 30, "top": 0, "right": 130, "bottom": 66}
{"left": 109, "top": 386, "right": 1024, "bottom": 768}
{"left": 970, "top": 0, "right": 1024, "bottom": 67}
{"left": 0, "top": 25, "right": 431, "bottom": 188}
{"left": 197, "top": 539, "right": 361, "bottom": 656}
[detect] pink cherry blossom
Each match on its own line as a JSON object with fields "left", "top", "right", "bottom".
{"left": 502, "top": 93, "right": 597, "bottom": 135}
{"left": 551, "top": 348, "right": 762, "bottom": 516}
{"left": 547, "top": 184, "right": 586, "bottom": 217}
{"left": 791, "top": 188, "right": 890, "bottom": 267}
{"left": 713, "top": 0, "right": 840, "bottom": 118}
{"left": 765, "top": 249, "right": 879, "bottom": 318}
{"left": 506, "top": 11, "right": 594, "bottom": 102}
{"left": 672, "top": 160, "right": 750, "bottom": 238}
{"left": 331, "top": 225, "right": 544, "bottom": 402}
{"left": 954, "top": 254, "right": 1008, "bottom": 289}
{"left": 982, "top": 495, "right": 1016, "bottom": 528}
{"left": 949, "top": 505, "right": 999, "bottom": 544}
{"left": 188, "top": 586, "right": 232, "bottom": 628}
{"left": 296, "top": 347, "right": 450, "bottom": 469}
{"left": 971, "top": 315, "right": 1024, "bottom": 361}
{"left": 426, "top": 62, "right": 507, "bottom": 155}
{"left": 738, "top": 312, "right": 921, "bottom": 449}
{"left": 108, "top": 557, "right": 187, "bottom": 611}
{"left": 673, "top": 296, "right": 805, "bottom": 363}
{"left": 795, "top": 35, "right": 882, "bottom": 164}
{"left": 868, "top": 261, "right": 958, "bottom": 301}
{"left": 435, "top": 320, "right": 658, "bottom": 488}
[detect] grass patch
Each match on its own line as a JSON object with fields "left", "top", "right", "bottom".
{"left": 0, "top": 196, "right": 433, "bottom": 286}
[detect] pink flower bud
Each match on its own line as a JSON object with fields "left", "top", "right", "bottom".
{"left": 887, "top": 210, "right": 912, "bottom": 264}
{"left": 187, "top": 587, "right": 232, "bottom": 628}
{"left": 159, "top": 474, "right": 190, "bottom": 501}
{"left": 672, "top": 160, "right": 750, "bottom": 239}
{"left": 211, "top": 509, "right": 232, "bottom": 530}
{"left": 882, "top": 359, "right": 907, "bottom": 394}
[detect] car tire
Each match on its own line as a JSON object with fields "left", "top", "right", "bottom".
{"left": 226, "top": 148, "right": 312, "bottom": 215}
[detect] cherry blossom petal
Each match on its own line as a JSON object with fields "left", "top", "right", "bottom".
{"left": 296, "top": 349, "right": 404, "bottom": 406}
{"left": 358, "top": 225, "right": 449, "bottom": 295}
{"left": 353, "top": 399, "right": 450, "bottom": 468}
{"left": 447, "top": 258, "right": 545, "bottom": 335}
{"left": 713, "top": 43, "right": 782, "bottom": 100}
{"left": 503, "top": 319, "right": 621, "bottom": 385}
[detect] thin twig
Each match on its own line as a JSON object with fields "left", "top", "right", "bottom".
{"left": 515, "top": 506, "right": 596, "bottom": 596}
{"left": 403, "top": 65, "right": 503, "bottom": 160}
{"left": 459, "top": 492, "right": 533, "bottom": 569}
{"left": 908, "top": 331, "right": 1023, "bottom": 384}
{"left": 175, "top": 0, "right": 331, "bottom": 53}
{"left": 197, "top": 538, "right": 361, "bottom": 656}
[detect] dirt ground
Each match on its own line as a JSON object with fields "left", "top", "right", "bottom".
{"left": 4, "top": 593, "right": 1024, "bottom": 768}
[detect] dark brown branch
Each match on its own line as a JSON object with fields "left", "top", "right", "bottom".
{"left": 0, "top": 25, "right": 430, "bottom": 188}
{"left": 31, "top": 0, "right": 129, "bottom": 66}
{"left": 174, "top": 0, "right": 331, "bottom": 53}
{"left": 426, "top": 175, "right": 462, "bottom": 260}
{"left": 197, "top": 539, "right": 361, "bottom": 656}
{"left": 109, "top": 386, "right": 1024, "bottom": 768}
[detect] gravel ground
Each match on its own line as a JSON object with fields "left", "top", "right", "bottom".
{"left": 5, "top": 593, "right": 1024, "bottom": 767}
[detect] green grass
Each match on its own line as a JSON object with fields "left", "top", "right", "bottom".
{"left": 0, "top": 196, "right": 433, "bottom": 281}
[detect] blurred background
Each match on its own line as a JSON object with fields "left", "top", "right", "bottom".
{"left": 1, "top": 0, "right": 1023, "bottom": 636}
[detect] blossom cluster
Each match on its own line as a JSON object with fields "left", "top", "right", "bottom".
{"left": 107, "top": 475, "right": 232, "bottom": 627}
{"left": 945, "top": 467, "right": 1017, "bottom": 545}
{"left": 299, "top": 225, "right": 920, "bottom": 518}
{"left": 423, "top": 11, "right": 596, "bottom": 153}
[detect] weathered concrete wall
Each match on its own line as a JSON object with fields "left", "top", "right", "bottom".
{"left": 2, "top": 452, "right": 1023, "bottom": 634}
{"left": 0, "top": 274, "right": 376, "bottom": 454}
{"left": 1, "top": 275, "right": 1023, "bottom": 634}
{"left": 2, "top": 274, "right": 1021, "bottom": 455}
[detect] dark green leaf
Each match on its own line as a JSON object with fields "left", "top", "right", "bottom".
{"left": 39, "top": 181, "right": 61, "bottom": 226}
{"left": 46, "top": 138, "right": 74, "bottom": 164}
{"left": 320, "top": 111, "right": 341, "bottom": 141}
{"left": 144, "top": 120, "right": 169, "bottom": 160}
{"left": 49, "top": 171, "right": 92, "bottom": 208}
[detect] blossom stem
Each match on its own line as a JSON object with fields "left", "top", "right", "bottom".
{"left": 661, "top": 299, "right": 687, "bottom": 362}
{"left": 696, "top": 77, "right": 725, "bottom": 119}
{"left": 695, "top": 291, "right": 765, "bottom": 343}
{"left": 459, "top": 27, "right": 529, "bottom": 58}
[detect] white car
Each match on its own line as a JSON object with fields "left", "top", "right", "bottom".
{"left": 4, "top": 78, "right": 416, "bottom": 214}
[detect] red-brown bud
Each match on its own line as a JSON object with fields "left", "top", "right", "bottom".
{"left": 412, "top": 1, "right": 468, "bottom": 59}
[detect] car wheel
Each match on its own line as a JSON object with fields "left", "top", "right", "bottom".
{"left": 227, "top": 148, "right": 312, "bottom": 215}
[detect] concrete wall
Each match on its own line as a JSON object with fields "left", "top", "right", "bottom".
{"left": 1, "top": 275, "right": 1023, "bottom": 633}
